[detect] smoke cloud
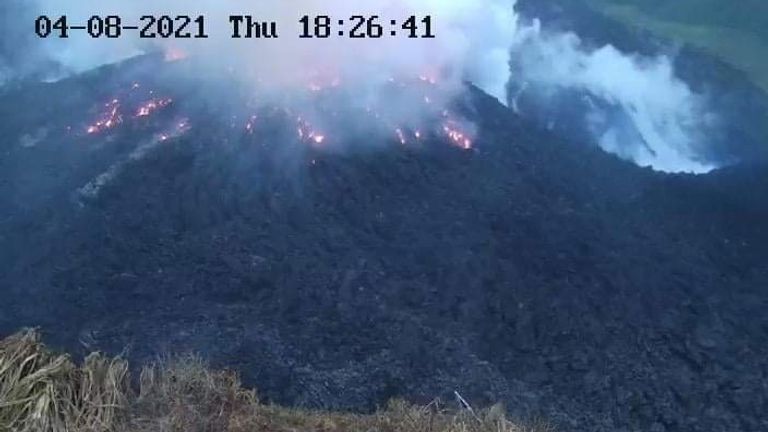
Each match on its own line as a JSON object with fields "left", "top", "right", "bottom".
{"left": 5, "top": 0, "right": 722, "bottom": 173}
{"left": 29, "top": 0, "right": 518, "bottom": 102}
{"left": 507, "top": 20, "right": 719, "bottom": 173}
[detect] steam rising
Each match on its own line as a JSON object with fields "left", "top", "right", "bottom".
{"left": 5, "top": 0, "right": 722, "bottom": 173}
{"left": 508, "top": 21, "right": 718, "bottom": 173}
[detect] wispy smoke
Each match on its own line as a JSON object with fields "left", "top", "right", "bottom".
{"left": 507, "top": 20, "right": 718, "bottom": 173}
{"left": 6, "top": 0, "right": 723, "bottom": 173}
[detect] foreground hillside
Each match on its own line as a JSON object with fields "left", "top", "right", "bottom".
{"left": 0, "top": 329, "right": 548, "bottom": 432}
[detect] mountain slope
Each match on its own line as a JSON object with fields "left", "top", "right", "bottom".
{"left": 0, "top": 58, "right": 767, "bottom": 432}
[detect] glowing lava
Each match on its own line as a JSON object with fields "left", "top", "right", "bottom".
{"left": 296, "top": 116, "right": 327, "bottom": 146}
{"left": 442, "top": 121, "right": 473, "bottom": 150}
{"left": 136, "top": 98, "right": 173, "bottom": 117}
{"left": 86, "top": 99, "right": 122, "bottom": 134}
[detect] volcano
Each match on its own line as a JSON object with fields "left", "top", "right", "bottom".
{"left": 0, "top": 51, "right": 767, "bottom": 432}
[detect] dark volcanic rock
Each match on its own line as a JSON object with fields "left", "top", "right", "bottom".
{"left": 0, "top": 59, "right": 767, "bottom": 432}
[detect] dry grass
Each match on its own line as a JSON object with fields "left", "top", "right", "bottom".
{"left": 0, "top": 329, "right": 129, "bottom": 432}
{"left": 1, "top": 329, "right": 553, "bottom": 432}
{"left": 130, "top": 355, "right": 260, "bottom": 432}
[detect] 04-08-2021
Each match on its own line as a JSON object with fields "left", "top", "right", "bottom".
{"left": 34, "top": 14, "right": 436, "bottom": 40}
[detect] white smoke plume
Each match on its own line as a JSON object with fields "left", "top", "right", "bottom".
{"left": 508, "top": 20, "right": 718, "bottom": 173}
{"left": 10, "top": 0, "right": 720, "bottom": 172}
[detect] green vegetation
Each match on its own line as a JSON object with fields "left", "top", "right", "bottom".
{"left": 0, "top": 329, "right": 552, "bottom": 432}
{"left": 584, "top": 0, "right": 768, "bottom": 92}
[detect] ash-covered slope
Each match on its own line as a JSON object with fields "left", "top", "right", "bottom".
{"left": 0, "top": 58, "right": 766, "bottom": 432}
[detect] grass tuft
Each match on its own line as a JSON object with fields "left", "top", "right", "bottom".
{"left": 0, "top": 328, "right": 130, "bottom": 432}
